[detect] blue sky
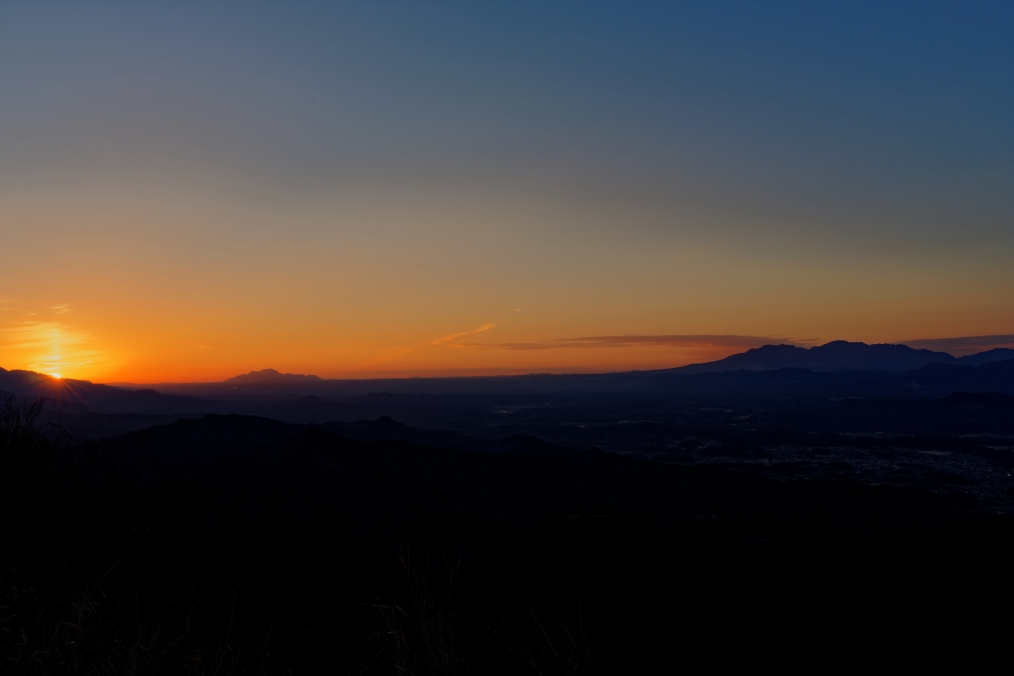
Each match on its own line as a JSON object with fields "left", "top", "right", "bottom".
{"left": 2, "top": 2, "right": 1012, "bottom": 379}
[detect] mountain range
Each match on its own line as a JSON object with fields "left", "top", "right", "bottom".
{"left": 4, "top": 341, "right": 1013, "bottom": 419}
{"left": 0, "top": 367, "right": 204, "bottom": 415}
{"left": 673, "top": 341, "right": 1014, "bottom": 374}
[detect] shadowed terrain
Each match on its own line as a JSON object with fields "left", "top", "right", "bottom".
{"left": 4, "top": 398, "right": 1014, "bottom": 673}
{"left": 4, "top": 342, "right": 1014, "bottom": 672}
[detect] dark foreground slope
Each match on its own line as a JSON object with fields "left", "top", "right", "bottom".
{"left": 4, "top": 406, "right": 1014, "bottom": 673}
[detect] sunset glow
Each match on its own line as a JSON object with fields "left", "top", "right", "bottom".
{"left": 1, "top": 3, "right": 1012, "bottom": 384}
{"left": 3, "top": 5, "right": 1014, "bottom": 664}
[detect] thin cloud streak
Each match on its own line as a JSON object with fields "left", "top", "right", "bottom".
{"left": 0, "top": 317, "right": 100, "bottom": 374}
{"left": 473, "top": 334, "right": 809, "bottom": 351}
{"left": 363, "top": 322, "right": 498, "bottom": 367}
{"left": 431, "top": 322, "right": 497, "bottom": 346}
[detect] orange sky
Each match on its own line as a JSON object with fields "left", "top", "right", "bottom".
{"left": 2, "top": 4, "right": 1012, "bottom": 383}
{"left": 2, "top": 158, "right": 1012, "bottom": 384}
{"left": 2, "top": 178, "right": 1012, "bottom": 383}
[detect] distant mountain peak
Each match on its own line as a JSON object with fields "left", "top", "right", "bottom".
{"left": 674, "top": 340, "right": 959, "bottom": 374}
{"left": 223, "top": 369, "right": 323, "bottom": 384}
{"left": 670, "top": 340, "right": 1013, "bottom": 375}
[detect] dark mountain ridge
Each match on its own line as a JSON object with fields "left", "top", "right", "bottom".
{"left": 104, "top": 341, "right": 1013, "bottom": 400}
{"left": 224, "top": 368, "right": 323, "bottom": 384}
{"left": 0, "top": 367, "right": 212, "bottom": 415}
{"left": 5, "top": 352, "right": 1014, "bottom": 421}
{"left": 955, "top": 347, "right": 1014, "bottom": 366}
{"left": 674, "top": 340, "right": 1012, "bottom": 374}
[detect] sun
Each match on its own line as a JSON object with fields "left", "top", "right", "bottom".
{"left": 51, "top": 373, "right": 62, "bottom": 379}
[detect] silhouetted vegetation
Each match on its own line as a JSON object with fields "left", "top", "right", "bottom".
{"left": 3, "top": 399, "right": 1014, "bottom": 673}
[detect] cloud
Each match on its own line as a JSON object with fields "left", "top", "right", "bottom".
{"left": 363, "top": 322, "right": 498, "bottom": 366}
{"left": 474, "top": 334, "right": 807, "bottom": 351}
{"left": 902, "top": 334, "right": 1014, "bottom": 357}
{"left": 430, "top": 322, "right": 497, "bottom": 346}
{"left": 0, "top": 318, "right": 100, "bottom": 373}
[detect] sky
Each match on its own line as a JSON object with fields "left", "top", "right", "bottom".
{"left": 1, "top": 1, "right": 1013, "bottom": 382}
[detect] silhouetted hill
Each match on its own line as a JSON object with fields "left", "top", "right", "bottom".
{"left": 224, "top": 368, "right": 323, "bottom": 384}
{"left": 108, "top": 413, "right": 570, "bottom": 468}
{"left": 674, "top": 340, "right": 959, "bottom": 373}
{"left": 113, "top": 343, "right": 1013, "bottom": 403}
{"left": 101, "top": 413, "right": 1000, "bottom": 540}
{"left": 8, "top": 399, "right": 1014, "bottom": 670}
{"left": 957, "top": 347, "right": 1014, "bottom": 365}
{"left": 674, "top": 341, "right": 1014, "bottom": 375}
{"left": 0, "top": 367, "right": 213, "bottom": 415}
{"left": 89, "top": 413, "right": 1014, "bottom": 666}
{"left": 7, "top": 353, "right": 1014, "bottom": 433}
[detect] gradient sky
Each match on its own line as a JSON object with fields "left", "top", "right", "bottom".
{"left": 2, "top": 1, "right": 1013, "bottom": 382}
